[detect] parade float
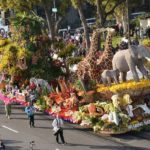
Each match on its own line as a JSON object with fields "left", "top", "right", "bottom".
{"left": 70, "top": 28, "right": 150, "bottom": 134}
{"left": 72, "top": 80, "right": 150, "bottom": 134}
{"left": 0, "top": 26, "right": 150, "bottom": 135}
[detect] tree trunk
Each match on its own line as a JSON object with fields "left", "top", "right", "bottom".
{"left": 43, "top": 4, "right": 55, "bottom": 42}
{"left": 96, "top": 0, "right": 106, "bottom": 27}
{"left": 122, "top": 8, "right": 127, "bottom": 35}
{"left": 114, "top": 12, "right": 122, "bottom": 24}
{"left": 77, "top": 0, "right": 90, "bottom": 49}
{"left": 96, "top": 0, "right": 103, "bottom": 27}
{"left": 55, "top": 16, "right": 63, "bottom": 35}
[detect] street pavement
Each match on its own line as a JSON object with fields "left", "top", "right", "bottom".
{"left": 0, "top": 102, "right": 150, "bottom": 150}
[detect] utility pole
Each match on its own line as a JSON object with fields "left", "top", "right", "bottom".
{"left": 126, "top": 0, "right": 131, "bottom": 45}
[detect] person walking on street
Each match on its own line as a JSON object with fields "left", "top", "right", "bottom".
{"left": 25, "top": 103, "right": 36, "bottom": 128}
{"left": 5, "top": 103, "right": 11, "bottom": 119}
{"left": 52, "top": 114, "right": 67, "bottom": 145}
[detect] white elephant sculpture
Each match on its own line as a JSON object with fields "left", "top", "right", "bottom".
{"left": 30, "top": 78, "right": 51, "bottom": 92}
{"left": 101, "top": 69, "right": 119, "bottom": 86}
{"left": 112, "top": 45, "right": 150, "bottom": 82}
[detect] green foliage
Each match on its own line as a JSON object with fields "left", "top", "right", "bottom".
{"left": 119, "top": 113, "right": 131, "bottom": 126}
{"left": 29, "top": 57, "right": 64, "bottom": 81}
{"left": 57, "top": 0, "right": 71, "bottom": 16}
{"left": 13, "top": 11, "right": 45, "bottom": 35}
{"left": 112, "top": 36, "right": 121, "bottom": 47}
{"left": 130, "top": 18, "right": 140, "bottom": 27}
{"left": 25, "top": 43, "right": 37, "bottom": 52}
{"left": 0, "top": 0, "right": 33, "bottom": 11}
{"left": 0, "top": 0, "right": 72, "bottom": 82}
{"left": 36, "top": 97, "right": 49, "bottom": 111}
{"left": 74, "top": 79, "right": 85, "bottom": 91}
{"left": 54, "top": 40, "right": 65, "bottom": 50}
{"left": 97, "top": 119, "right": 104, "bottom": 126}
{"left": 101, "top": 36, "right": 121, "bottom": 48}
{"left": 0, "top": 38, "right": 31, "bottom": 79}
{"left": 90, "top": 117, "right": 99, "bottom": 125}
{"left": 79, "top": 105, "right": 88, "bottom": 113}
{"left": 12, "top": 11, "right": 46, "bottom": 52}
{"left": 0, "top": 38, "right": 10, "bottom": 47}
{"left": 58, "top": 44, "right": 76, "bottom": 58}
{"left": 142, "top": 125, "right": 150, "bottom": 131}
{"left": 67, "top": 56, "right": 83, "bottom": 65}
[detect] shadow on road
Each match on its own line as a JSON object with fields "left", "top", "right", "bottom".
{"left": 10, "top": 117, "right": 51, "bottom": 121}
{"left": 111, "top": 131, "right": 150, "bottom": 140}
{"left": 3, "top": 139, "right": 23, "bottom": 144}
{"left": 64, "top": 127, "right": 92, "bottom": 132}
{"left": 34, "top": 126, "right": 53, "bottom": 129}
{"left": 4, "top": 146, "right": 22, "bottom": 150}
{"left": 1, "top": 139, "right": 23, "bottom": 150}
{"left": 66, "top": 143, "right": 150, "bottom": 150}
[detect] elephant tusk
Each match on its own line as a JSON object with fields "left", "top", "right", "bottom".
{"left": 145, "top": 57, "right": 150, "bottom": 61}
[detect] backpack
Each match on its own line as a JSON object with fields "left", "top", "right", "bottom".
{"left": 26, "top": 107, "right": 33, "bottom": 116}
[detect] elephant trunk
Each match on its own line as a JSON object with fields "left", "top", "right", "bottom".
{"left": 145, "top": 57, "right": 150, "bottom": 61}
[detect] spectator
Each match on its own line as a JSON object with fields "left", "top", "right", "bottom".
{"left": 5, "top": 103, "right": 11, "bottom": 119}
{"left": 140, "top": 27, "right": 144, "bottom": 39}
{"left": 79, "top": 34, "right": 83, "bottom": 45}
{"left": 25, "top": 103, "right": 36, "bottom": 128}
{"left": 29, "top": 90, "right": 37, "bottom": 104}
{"left": 135, "top": 26, "right": 140, "bottom": 37}
{"left": 147, "top": 26, "right": 150, "bottom": 38}
{"left": 119, "top": 23, "right": 123, "bottom": 36}
{"left": 52, "top": 114, "right": 67, "bottom": 144}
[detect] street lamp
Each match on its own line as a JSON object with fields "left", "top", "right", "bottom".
{"left": 52, "top": 0, "right": 57, "bottom": 21}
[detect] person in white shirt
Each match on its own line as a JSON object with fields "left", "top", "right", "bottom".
{"left": 52, "top": 114, "right": 66, "bottom": 144}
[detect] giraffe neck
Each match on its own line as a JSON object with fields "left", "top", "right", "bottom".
{"left": 87, "top": 31, "right": 100, "bottom": 57}
{"left": 104, "top": 32, "right": 112, "bottom": 54}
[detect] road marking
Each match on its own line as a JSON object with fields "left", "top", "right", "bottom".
{"left": 2, "top": 125, "right": 19, "bottom": 133}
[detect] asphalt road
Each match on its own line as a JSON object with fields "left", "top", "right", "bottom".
{"left": 0, "top": 102, "right": 150, "bottom": 150}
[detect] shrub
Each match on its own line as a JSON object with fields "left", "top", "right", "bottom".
{"left": 58, "top": 44, "right": 76, "bottom": 58}
{"left": 67, "top": 57, "right": 83, "bottom": 65}
{"left": 142, "top": 39, "right": 150, "bottom": 47}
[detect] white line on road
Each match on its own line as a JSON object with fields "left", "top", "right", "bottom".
{"left": 2, "top": 125, "right": 19, "bottom": 133}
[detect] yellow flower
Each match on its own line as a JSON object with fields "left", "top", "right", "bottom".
{"left": 97, "top": 80, "right": 150, "bottom": 93}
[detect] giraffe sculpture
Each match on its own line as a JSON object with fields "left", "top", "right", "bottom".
{"left": 76, "top": 28, "right": 115, "bottom": 84}
{"left": 96, "top": 28, "right": 116, "bottom": 80}
{"left": 76, "top": 28, "right": 106, "bottom": 83}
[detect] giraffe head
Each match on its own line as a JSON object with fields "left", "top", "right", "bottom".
{"left": 106, "top": 27, "right": 116, "bottom": 36}
{"left": 96, "top": 28, "right": 107, "bottom": 33}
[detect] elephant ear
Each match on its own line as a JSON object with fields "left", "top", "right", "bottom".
{"left": 136, "top": 46, "right": 144, "bottom": 59}
{"left": 138, "top": 45, "right": 150, "bottom": 59}
{"left": 129, "top": 45, "right": 138, "bottom": 58}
